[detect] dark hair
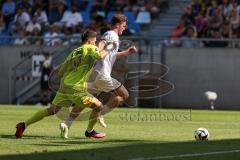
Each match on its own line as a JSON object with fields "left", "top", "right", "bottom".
{"left": 81, "top": 30, "right": 98, "bottom": 43}
{"left": 42, "top": 51, "right": 50, "bottom": 57}
{"left": 111, "top": 14, "right": 127, "bottom": 26}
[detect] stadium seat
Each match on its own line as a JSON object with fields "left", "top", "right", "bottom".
{"left": 136, "top": 11, "right": 151, "bottom": 24}
{"left": 97, "top": 11, "right": 105, "bottom": 18}
{"left": 81, "top": 11, "right": 90, "bottom": 26}
{"left": 127, "top": 22, "right": 141, "bottom": 35}
{"left": 0, "top": 32, "right": 10, "bottom": 45}
{"left": 107, "top": 11, "right": 115, "bottom": 22}
{"left": 65, "top": 0, "right": 71, "bottom": 10}
{"left": 124, "top": 11, "right": 136, "bottom": 22}
{"left": 86, "top": 0, "right": 93, "bottom": 12}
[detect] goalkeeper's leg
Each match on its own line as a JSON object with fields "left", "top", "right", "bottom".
{"left": 15, "top": 104, "right": 63, "bottom": 138}
{"left": 85, "top": 97, "right": 106, "bottom": 138}
{"left": 15, "top": 93, "right": 71, "bottom": 138}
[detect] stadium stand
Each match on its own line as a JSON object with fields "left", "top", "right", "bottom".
{"left": 0, "top": 0, "right": 169, "bottom": 45}
{"left": 169, "top": 0, "right": 240, "bottom": 48}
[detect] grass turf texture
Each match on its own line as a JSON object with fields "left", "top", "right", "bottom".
{"left": 0, "top": 105, "right": 239, "bottom": 160}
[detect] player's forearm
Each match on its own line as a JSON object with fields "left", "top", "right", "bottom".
{"left": 99, "top": 50, "right": 108, "bottom": 59}
{"left": 116, "top": 50, "right": 129, "bottom": 59}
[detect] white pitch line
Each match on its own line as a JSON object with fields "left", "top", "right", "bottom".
{"left": 185, "top": 121, "right": 240, "bottom": 125}
{"left": 128, "top": 150, "right": 240, "bottom": 160}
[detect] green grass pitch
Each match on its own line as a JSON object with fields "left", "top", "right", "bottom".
{"left": 0, "top": 105, "right": 239, "bottom": 160}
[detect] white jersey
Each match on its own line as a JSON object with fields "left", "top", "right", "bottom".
{"left": 90, "top": 30, "right": 121, "bottom": 93}
{"left": 94, "top": 30, "right": 119, "bottom": 77}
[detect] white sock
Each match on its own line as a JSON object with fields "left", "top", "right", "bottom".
{"left": 86, "top": 128, "right": 94, "bottom": 132}
{"left": 65, "top": 117, "right": 74, "bottom": 128}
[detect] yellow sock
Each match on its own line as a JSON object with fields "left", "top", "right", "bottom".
{"left": 87, "top": 110, "right": 99, "bottom": 132}
{"left": 25, "top": 109, "right": 50, "bottom": 127}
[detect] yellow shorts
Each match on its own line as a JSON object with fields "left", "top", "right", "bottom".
{"left": 52, "top": 92, "right": 94, "bottom": 108}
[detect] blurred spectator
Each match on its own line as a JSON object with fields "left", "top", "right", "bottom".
{"left": 0, "top": 9, "right": 6, "bottom": 33}
{"left": 92, "top": 0, "right": 107, "bottom": 11}
{"left": 207, "top": 7, "right": 223, "bottom": 29}
{"left": 29, "top": 27, "right": 42, "bottom": 45}
{"left": 13, "top": 28, "right": 29, "bottom": 45}
{"left": 48, "top": 0, "right": 65, "bottom": 24}
{"left": 139, "top": 0, "right": 160, "bottom": 18}
{"left": 32, "top": 0, "right": 47, "bottom": 13}
{"left": 62, "top": 27, "right": 72, "bottom": 45}
{"left": 173, "top": 0, "right": 240, "bottom": 47}
{"left": 72, "top": 0, "right": 88, "bottom": 11}
{"left": 231, "top": 29, "right": 240, "bottom": 48}
{"left": 171, "top": 17, "right": 186, "bottom": 39}
{"left": 43, "top": 24, "right": 61, "bottom": 46}
{"left": 206, "top": 29, "right": 227, "bottom": 47}
{"left": 229, "top": 8, "right": 240, "bottom": 32}
{"left": 195, "top": 11, "right": 206, "bottom": 37}
{"left": 181, "top": 26, "right": 199, "bottom": 48}
{"left": 26, "top": 14, "right": 41, "bottom": 34}
{"left": 0, "top": 0, "right": 166, "bottom": 46}
{"left": 191, "top": 0, "right": 203, "bottom": 17}
{"left": 38, "top": 51, "right": 52, "bottom": 106}
{"left": 16, "top": 0, "right": 32, "bottom": 14}
{"left": 221, "top": 21, "right": 231, "bottom": 39}
{"left": 206, "top": 0, "right": 218, "bottom": 17}
{"left": 2, "top": 0, "right": 15, "bottom": 29}
{"left": 221, "top": 0, "right": 233, "bottom": 18}
{"left": 60, "top": 4, "right": 83, "bottom": 33}
{"left": 12, "top": 6, "right": 31, "bottom": 29}
{"left": 123, "top": 0, "right": 139, "bottom": 14}
{"left": 115, "top": 0, "right": 128, "bottom": 11}
{"left": 183, "top": 5, "right": 195, "bottom": 25}
{"left": 33, "top": 7, "right": 48, "bottom": 26}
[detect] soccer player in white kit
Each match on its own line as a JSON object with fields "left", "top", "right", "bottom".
{"left": 60, "top": 14, "right": 137, "bottom": 138}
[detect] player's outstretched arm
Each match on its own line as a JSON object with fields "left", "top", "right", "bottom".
{"left": 117, "top": 46, "right": 138, "bottom": 59}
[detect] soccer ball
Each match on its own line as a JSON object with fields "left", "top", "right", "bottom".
{"left": 194, "top": 128, "right": 209, "bottom": 141}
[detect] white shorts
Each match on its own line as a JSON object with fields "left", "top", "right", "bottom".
{"left": 87, "top": 71, "right": 122, "bottom": 95}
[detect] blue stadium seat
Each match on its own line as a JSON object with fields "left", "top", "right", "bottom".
{"left": 124, "top": 11, "right": 135, "bottom": 22}
{"left": 86, "top": 0, "right": 93, "bottom": 12}
{"left": 0, "top": 32, "right": 10, "bottom": 45}
{"left": 65, "top": 0, "right": 71, "bottom": 10}
{"left": 107, "top": 11, "right": 115, "bottom": 22}
{"left": 136, "top": 11, "right": 151, "bottom": 24}
{"left": 127, "top": 22, "right": 141, "bottom": 35}
{"left": 9, "top": 32, "right": 19, "bottom": 45}
{"left": 81, "top": 11, "right": 90, "bottom": 26}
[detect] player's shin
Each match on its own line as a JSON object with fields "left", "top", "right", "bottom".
{"left": 86, "top": 104, "right": 102, "bottom": 132}
{"left": 101, "top": 96, "right": 123, "bottom": 115}
{"left": 65, "top": 106, "right": 83, "bottom": 128}
{"left": 25, "top": 108, "right": 50, "bottom": 127}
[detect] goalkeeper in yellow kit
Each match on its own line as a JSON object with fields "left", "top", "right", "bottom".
{"left": 15, "top": 30, "right": 108, "bottom": 138}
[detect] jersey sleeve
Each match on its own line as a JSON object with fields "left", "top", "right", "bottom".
{"left": 101, "top": 31, "right": 119, "bottom": 53}
{"left": 101, "top": 31, "right": 118, "bottom": 43}
{"left": 90, "top": 45, "right": 101, "bottom": 60}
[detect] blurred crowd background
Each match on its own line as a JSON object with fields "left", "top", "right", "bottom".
{"left": 0, "top": 0, "right": 165, "bottom": 45}
{"left": 171, "top": 0, "right": 240, "bottom": 47}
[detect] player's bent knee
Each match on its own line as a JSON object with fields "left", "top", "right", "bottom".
{"left": 114, "top": 96, "right": 124, "bottom": 106}
{"left": 47, "top": 105, "right": 60, "bottom": 115}
{"left": 92, "top": 104, "right": 103, "bottom": 112}
{"left": 116, "top": 86, "right": 129, "bottom": 100}
{"left": 123, "top": 91, "right": 129, "bottom": 100}
{"left": 91, "top": 98, "right": 103, "bottom": 112}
